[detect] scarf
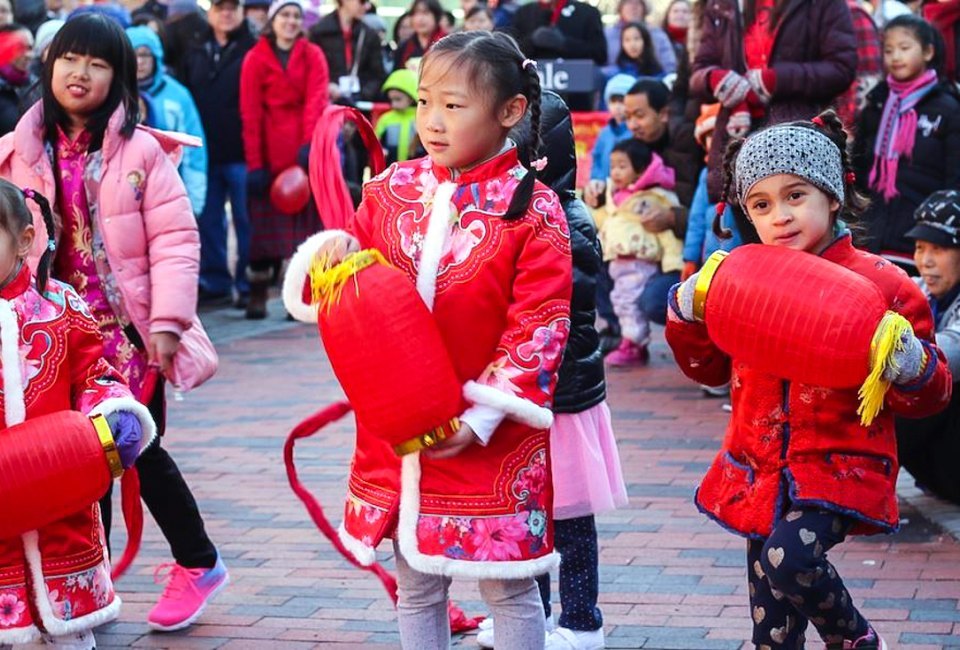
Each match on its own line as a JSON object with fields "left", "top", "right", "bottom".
{"left": 924, "top": 0, "right": 960, "bottom": 82}
{"left": 612, "top": 152, "right": 676, "bottom": 206}
{"left": 666, "top": 24, "right": 688, "bottom": 46}
{"left": 869, "top": 69, "right": 939, "bottom": 202}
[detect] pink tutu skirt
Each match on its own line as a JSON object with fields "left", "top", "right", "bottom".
{"left": 550, "top": 401, "right": 628, "bottom": 520}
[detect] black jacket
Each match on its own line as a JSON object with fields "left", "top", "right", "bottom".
{"left": 179, "top": 23, "right": 257, "bottom": 165}
{"left": 854, "top": 81, "right": 960, "bottom": 256}
{"left": 308, "top": 13, "right": 386, "bottom": 102}
{"left": 165, "top": 11, "right": 210, "bottom": 75}
{"left": 0, "top": 79, "right": 23, "bottom": 137}
{"left": 525, "top": 91, "right": 606, "bottom": 414}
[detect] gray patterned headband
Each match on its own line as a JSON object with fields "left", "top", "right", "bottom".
{"left": 734, "top": 125, "right": 845, "bottom": 209}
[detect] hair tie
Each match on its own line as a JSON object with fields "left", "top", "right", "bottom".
{"left": 845, "top": 172, "right": 856, "bottom": 184}
{"left": 531, "top": 156, "right": 548, "bottom": 172}
{"left": 811, "top": 116, "right": 825, "bottom": 127}
{"left": 715, "top": 202, "right": 726, "bottom": 217}
{"left": 46, "top": 239, "right": 55, "bottom": 252}
{"left": 22, "top": 188, "right": 35, "bottom": 199}
{"left": 522, "top": 59, "right": 537, "bottom": 71}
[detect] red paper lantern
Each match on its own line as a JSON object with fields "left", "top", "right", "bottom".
{"left": 271, "top": 166, "right": 311, "bottom": 215}
{"left": 0, "top": 411, "right": 119, "bottom": 538}
{"left": 313, "top": 250, "right": 464, "bottom": 455}
{"left": 694, "top": 245, "right": 913, "bottom": 424}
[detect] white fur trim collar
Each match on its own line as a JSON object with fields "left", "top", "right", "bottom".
{"left": 416, "top": 182, "right": 457, "bottom": 312}
{"left": 0, "top": 622, "right": 41, "bottom": 644}
{"left": 463, "top": 381, "right": 554, "bottom": 430}
{"left": 88, "top": 397, "right": 158, "bottom": 455}
{"left": 21, "top": 530, "right": 121, "bottom": 636}
{"left": 0, "top": 299, "right": 25, "bottom": 427}
{"left": 282, "top": 230, "right": 359, "bottom": 323}
{"left": 396, "top": 453, "right": 559, "bottom": 579}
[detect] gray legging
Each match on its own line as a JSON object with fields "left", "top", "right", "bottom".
{"left": 393, "top": 540, "right": 546, "bottom": 649}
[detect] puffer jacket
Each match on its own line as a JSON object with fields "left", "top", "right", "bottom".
{"left": 853, "top": 82, "right": 960, "bottom": 257}
{"left": 0, "top": 102, "right": 204, "bottom": 353}
{"left": 666, "top": 235, "right": 952, "bottom": 538}
{"left": 536, "top": 90, "right": 605, "bottom": 414}
{"left": 127, "top": 26, "right": 207, "bottom": 215}
{"left": 690, "top": 0, "right": 857, "bottom": 201}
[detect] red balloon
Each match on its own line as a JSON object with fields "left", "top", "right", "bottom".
{"left": 270, "top": 166, "right": 311, "bottom": 215}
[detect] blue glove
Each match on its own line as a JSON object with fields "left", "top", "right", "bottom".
{"left": 106, "top": 411, "right": 143, "bottom": 469}
{"left": 297, "top": 144, "right": 310, "bottom": 171}
{"left": 246, "top": 168, "right": 270, "bottom": 197}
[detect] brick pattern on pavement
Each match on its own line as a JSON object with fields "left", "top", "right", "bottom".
{"left": 95, "top": 313, "right": 960, "bottom": 649}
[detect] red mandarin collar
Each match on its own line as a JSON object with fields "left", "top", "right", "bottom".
{"left": 0, "top": 261, "right": 31, "bottom": 300}
{"left": 431, "top": 145, "right": 524, "bottom": 186}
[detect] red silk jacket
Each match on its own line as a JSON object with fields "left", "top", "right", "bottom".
{"left": 665, "top": 235, "right": 952, "bottom": 538}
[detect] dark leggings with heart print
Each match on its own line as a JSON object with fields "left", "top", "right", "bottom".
{"left": 746, "top": 507, "right": 871, "bottom": 648}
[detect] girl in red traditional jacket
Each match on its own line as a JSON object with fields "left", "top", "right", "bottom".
{"left": 0, "top": 180, "right": 154, "bottom": 649}
{"left": 284, "top": 31, "right": 572, "bottom": 650}
{"left": 0, "top": 16, "right": 225, "bottom": 634}
{"left": 666, "top": 112, "right": 952, "bottom": 650}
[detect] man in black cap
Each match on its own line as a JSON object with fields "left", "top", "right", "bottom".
{"left": 897, "top": 189, "right": 960, "bottom": 505}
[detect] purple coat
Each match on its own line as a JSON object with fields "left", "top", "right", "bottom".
{"left": 690, "top": 0, "right": 857, "bottom": 201}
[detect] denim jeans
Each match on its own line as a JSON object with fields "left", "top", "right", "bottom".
{"left": 199, "top": 162, "right": 250, "bottom": 296}
{"left": 638, "top": 269, "right": 681, "bottom": 326}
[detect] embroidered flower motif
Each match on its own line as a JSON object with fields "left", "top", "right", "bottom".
{"left": 417, "top": 172, "right": 438, "bottom": 202}
{"left": 0, "top": 592, "right": 26, "bottom": 627}
{"left": 512, "top": 449, "right": 548, "bottom": 509}
{"left": 478, "top": 358, "right": 524, "bottom": 395}
{"left": 441, "top": 218, "right": 486, "bottom": 267}
{"left": 48, "top": 589, "right": 69, "bottom": 619}
{"left": 485, "top": 179, "right": 506, "bottom": 204}
{"left": 391, "top": 167, "right": 415, "bottom": 186}
{"left": 516, "top": 319, "right": 569, "bottom": 371}
{"left": 527, "top": 510, "right": 547, "bottom": 537}
{"left": 468, "top": 513, "right": 529, "bottom": 561}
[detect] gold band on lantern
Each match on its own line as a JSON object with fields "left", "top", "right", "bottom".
{"left": 393, "top": 418, "right": 461, "bottom": 456}
{"left": 693, "top": 250, "right": 729, "bottom": 322}
{"left": 92, "top": 414, "right": 124, "bottom": 480}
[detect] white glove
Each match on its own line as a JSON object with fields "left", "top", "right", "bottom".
{"left": 713, "top": 70, "right": 751, "bottom": 108}
{"left": 883, "top": 331, "right": 927, "bottom": 385}
{"left": 673, "top": 273, "right": 699, "bottom": 322}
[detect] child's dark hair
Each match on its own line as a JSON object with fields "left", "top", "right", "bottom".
{"left": 617, "top": 22, "right": 663, "bottom": 77}
{"left": 611, "top": 138, "right": 653, "bottom": 175}
{"left": 42, "top": 14, "right": 139, "bottom": 151}
{"left": 411, "top": 0, "right": 444, "bottom": 31}
{"left": 883, "top": 14, "right": 945, "bottom": 78}
{"left": 423, "top": 31, "right": 542, "bottom": 220}
{"left": 392, "top": 11, "right": 411, "bottom": 45}
{"left": 716, "top": 109, "right": 869, "bottom": 243}
{"left": 625, "top": 77, "right": 670, "bottom": 112}
{"left": 0, "top": 180, "right": 57, "bottom": 294}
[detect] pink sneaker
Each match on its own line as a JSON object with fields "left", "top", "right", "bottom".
{"left": 147, "top": 555, "right": 229, "bottom": 632}
{"left": 828, "top": 627, "right": 888, "bottom": 650}
{"left": 605, "top": 339, "right": 648, "bottom": 367}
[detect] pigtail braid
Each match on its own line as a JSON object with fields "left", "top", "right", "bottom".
{"left": 504, "top": 63, "right": 542, "bottom": 221}
{"left": 716, "top": 136, "right": 756, "bottom": 242}
{"left": 23, "top": 188, "right": 57, "bottom": 294}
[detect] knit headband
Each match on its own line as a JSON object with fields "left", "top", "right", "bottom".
{"left": 734, "top": 125, "right": 845, "bottom": 208}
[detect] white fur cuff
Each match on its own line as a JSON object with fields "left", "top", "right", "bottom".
{"left": 337, "top": 523, "right": 377, "bottom": 566}
{"left": 282, "top": 230, "right": 358, "bottom": 323}
{"left": 463, "top": 381, "right": 554, "bottom": 430}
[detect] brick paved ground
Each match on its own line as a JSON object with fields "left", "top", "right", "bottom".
{"left": 94, "top": 302, "right": 960, "bottom": 649}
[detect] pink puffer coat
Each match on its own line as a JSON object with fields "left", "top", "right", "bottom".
{"left": 0, "top": 102, "right": 213, "bottom": 388}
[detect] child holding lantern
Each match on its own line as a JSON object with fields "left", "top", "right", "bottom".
{"left": 666, "top": 111, "right": 951, "bottom": 649}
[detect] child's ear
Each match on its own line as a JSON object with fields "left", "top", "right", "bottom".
{"left": 499, "top": 93, "right": 528, "bottom": 130}
{"left": 923, "top": 44, "right": 935, "bottom": 63}
{"left": 18, "top": 224, "right": 35, "bottom": 257}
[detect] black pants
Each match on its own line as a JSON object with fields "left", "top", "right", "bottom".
{"left": 896, "top": 383, "right": 960, "bottom": 505}
{"left": 100, "top": 379, "right": 217, "bottom": 569}
{"left": 747, "top": 507, "right": 869, "bottom": 648}
{"left": 535, "top": 515, "right": 603, "bottom": 631}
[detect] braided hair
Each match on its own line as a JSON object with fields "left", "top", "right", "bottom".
{"left": 0, "top": 180, "right": 57, "bottom": 294}
{"left": 715, "top": 109, "right": 869, "bottom": 243}
{"left": 421, "top": 31, "right": 543, "bottom": 220}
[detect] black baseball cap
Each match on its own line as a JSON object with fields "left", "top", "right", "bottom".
{"left": 905, "top": 190, "right": 960, "bottom": 247}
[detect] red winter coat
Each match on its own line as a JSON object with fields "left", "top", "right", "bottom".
{"left": 240, "top": 37, "right": 329, "bottom": 174}
{"left": 283, "top": 149, "right": 572, "bottom": 579}
{"left": 665, "top": 236, "right": 952, "bottom": 538}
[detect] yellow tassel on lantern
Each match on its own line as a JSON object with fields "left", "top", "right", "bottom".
{"left": 308, "top": 248, "right": 391, "bottom": 312}
{"left": 857, "top": 311, "right": 914, "bottom": 426}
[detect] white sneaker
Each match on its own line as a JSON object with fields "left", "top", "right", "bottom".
{"left": 476, "top": 616, "right": 555, "bottom": 648}
{"left": 544, "top": 627, "right": 605, "bottom": 650}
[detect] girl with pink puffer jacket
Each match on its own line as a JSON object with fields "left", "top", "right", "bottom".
{"left": 0, "top": 15, "right": 227, "bottom": 638}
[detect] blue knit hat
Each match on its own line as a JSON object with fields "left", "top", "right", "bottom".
{"left": 604, "top": 74, "right": 636, "bottom": 107}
